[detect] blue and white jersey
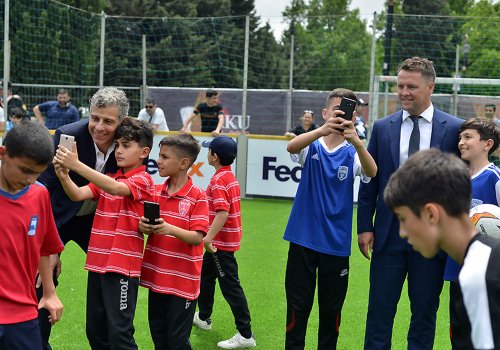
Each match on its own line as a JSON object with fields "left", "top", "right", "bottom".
{"left": 444, "top": 163, "right": 500, "bottom": 281}
{"left": 283, "top": 139, "right": 370, "bottom": 256}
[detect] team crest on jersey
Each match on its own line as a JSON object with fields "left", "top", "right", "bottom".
{"left": 338, "top": 166, "right": 348, "bottom": 181}
{"left": 28, "top": 215, "right": 39, "bottom": 236}
{"left": 179, "top": 199, "right": 191, "bottom": 216}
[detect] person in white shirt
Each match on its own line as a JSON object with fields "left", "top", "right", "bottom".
{"left": 137, "top": 98, "right": 169, "bottom": 131}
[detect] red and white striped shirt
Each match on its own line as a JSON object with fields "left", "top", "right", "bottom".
{"left": 207, "top": 166, "right": 242, "bottom": 252}
{"left": 85, "top": 166, "right": 154, "bottom": 277}
{"left": 140, "top": 177, "right": 209, "bottom": 300}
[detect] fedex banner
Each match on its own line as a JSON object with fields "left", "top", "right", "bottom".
{"left": 147, "top": 133, "right": 236, "bottom": 189}
{"left": 245, "top": 138, "right": 360, "bottom": 200}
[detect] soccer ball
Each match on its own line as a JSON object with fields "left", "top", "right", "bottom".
{"left": 469, "top": 204, "right": 500, "bottom": 239}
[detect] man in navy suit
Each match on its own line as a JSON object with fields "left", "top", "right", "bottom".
{"left": 357, "top": 57, "right": 463, "bottom": 350}
{"left": 36, "top": 87, "right": 129, "bottom": 349}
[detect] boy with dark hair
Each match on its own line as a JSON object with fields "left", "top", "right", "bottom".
{"left": 384, "top": 148, "right": 500, "bottom": 350}
{"left": 192, "top": 136, "right": 256, "bottom": 349}
{"left": 139, "top": 133, "right": 209, "bottom": 349}
{"left": 53, "top": 117, "right": 155, "bottom": 349}
{"left": 283, "top": 88, "right": 377, "bottom": 348}
{"left": 0, "top": 121, "right": 64, "bottom": 349}
{"left": 443, "top": 117, "right": 500, "bottom": 343}
{"left": 180, "top": 89, "right": 225, "bottom": 136}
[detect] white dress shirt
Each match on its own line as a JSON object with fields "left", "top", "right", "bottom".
{"left": 399, "top": 104, "right": 434, "bottom": 166}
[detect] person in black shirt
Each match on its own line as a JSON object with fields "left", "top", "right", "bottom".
{"left": 285, "top": 110, "right": 317, "bottom": 138}
{"left": 384, "top": 148, "right": 500, "bottom": 350}
{"left": 180, "top": 89, "right": 224, "bottom": 136}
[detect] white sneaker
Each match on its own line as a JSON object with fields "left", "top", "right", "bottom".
{"left": 217, "top": 332, "right": 256, "bottom": 349}
{"left": 193, "top": 312, "right": 212, "bottom": 330}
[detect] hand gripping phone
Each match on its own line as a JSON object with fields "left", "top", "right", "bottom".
{"left": 339, "top": 97, "right": 357, "bottom": 120}
{"left": 59, "top": 134, "right": 75, "bottom": 150}
{"left": 144, "top": 201, "right": 160, "bottom": 225}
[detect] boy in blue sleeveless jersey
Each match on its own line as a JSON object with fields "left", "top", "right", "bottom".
{"left": 283, "top": 88, "right": 377, "bottom": 349}
{"left": 442, "top": 117, "right": 500, "bottom": 345}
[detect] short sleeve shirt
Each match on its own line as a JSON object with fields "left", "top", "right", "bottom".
{"left": 0, "top": 183, "right": 64, "bottom": 324}
{"left": 206, "top": 166, "right": 242, "bottom": 251}
{"left": 85, "top": 166, "right": 155, "bottom": 277}
{"left": 141, "top": 177, "right": 209, "bottom": 300}
{"left": 38, "top": 101, "right": 79, "bottom": 129}
{"left": 194, "top": 103, "right": 224, "bottom": 132}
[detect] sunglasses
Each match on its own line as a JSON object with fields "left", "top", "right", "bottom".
{"left": 145, "top": 105, "right": 154, "bottom": 109}
{"left": 303, "top": 110, "right": 314, "bottom": 115}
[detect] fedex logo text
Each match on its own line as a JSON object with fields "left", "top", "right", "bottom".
{"left": 262, "top": 157, "right": 301, "bottom": 183}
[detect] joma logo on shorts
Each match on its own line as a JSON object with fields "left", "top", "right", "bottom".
{"left": 120, "top": 279, "right": 128, "bottom": 310}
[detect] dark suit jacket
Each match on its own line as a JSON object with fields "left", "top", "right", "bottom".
{"left": 38, "top": 119, "right": 118, "bottom": 228}
{"left": 357, "top": 108, "right": 463, "bottom": 253}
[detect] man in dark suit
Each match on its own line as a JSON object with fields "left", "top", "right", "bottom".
{"left": 357, "top": 57, "right": 463, "bottom": 350}
{"left": 36, "top": 87, "right": 129, "bottom": 350}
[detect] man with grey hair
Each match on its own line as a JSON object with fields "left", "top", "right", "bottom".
{"left": 37, "top": 87, "right": 127, "bottom": 350}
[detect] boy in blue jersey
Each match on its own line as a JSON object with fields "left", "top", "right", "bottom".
{"left": 283, "top": 88, "right": 377, "bottom": 349}
{"left": 442, "top": 117, "right": 500, "bottom": 345}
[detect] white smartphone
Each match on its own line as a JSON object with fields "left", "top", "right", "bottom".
{"left": 59, "top": 134, "right": 75, "bottom": 150}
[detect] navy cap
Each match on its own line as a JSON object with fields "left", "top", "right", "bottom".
{"left": 202, "top": 136, "right": 237, "bottom": 162}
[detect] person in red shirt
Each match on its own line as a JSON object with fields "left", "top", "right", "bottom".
{"left": 139, "top": 133, "right": 209, "bottom": 349}
{"left": 53, "top": 117, "right": 154, "bottom": 349}
{"left": 193, "top": 135, "right": 256, "bottom": 349}
{"left": 0, "top": 121, "right": 64, "bottom": 349}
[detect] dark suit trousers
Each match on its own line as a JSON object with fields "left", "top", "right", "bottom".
{"left": 364, "top": 230, "right": 445, "bottom": 350}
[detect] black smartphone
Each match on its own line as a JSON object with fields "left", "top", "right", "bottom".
{"left": 338, "top": 97, "right": 357, "bottom": 120}
{"left": 144, "top": 201, "right": 160, "bottom": 225}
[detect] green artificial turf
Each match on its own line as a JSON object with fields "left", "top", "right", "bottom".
{"left": 50, "top": 198, "right": 450, "bottom": 349}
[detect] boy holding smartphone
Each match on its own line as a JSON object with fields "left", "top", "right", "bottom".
{"left": 139, "top": 133, "right": 209, "bottom": 349}
{"left": 283, "top": 88, "right": 377, "bottom": 348}
{"left": 53, "top": 117, "right": 155, "bottom": 349}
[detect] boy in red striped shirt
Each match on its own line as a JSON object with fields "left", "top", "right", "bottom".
{"left": 139, "top": 133, "right": 209, "bottom": 349}
{"left": 193, "top": 136, "right": 256, "bottom": 349}
{"left": 53, "top": 117, "right": 154, "bottom": 349}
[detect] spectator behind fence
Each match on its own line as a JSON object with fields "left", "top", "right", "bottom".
{"left": 285, "top": 110, "right": 317, "bottom": 138}
{"left": 484, "top": 103, "right": 500, "bottom": 127}
{"left": 180, "top": 89, "right": 224, "bottom": 136}
{"left": 33, "top": 89, "right": 80, "bottom": 130}
{"left": 6, "top": 107, "right": 30, "bottom": 132}
{"left": 0, "top": 80, "right": 26, "bottom": 132}
{"left": 137, "top": 98, "right": 169, "bottom": 131}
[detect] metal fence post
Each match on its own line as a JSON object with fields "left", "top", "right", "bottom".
{"left": 3, "top": 0, "right": 10, "bottom": 117}
{"left": 237, "top": 16, "right": 250, "bottom": 198}
{"left": 99, "top": 11, "right": 106, "bottom": 88}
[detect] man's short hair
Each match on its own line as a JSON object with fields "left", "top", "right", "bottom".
{"left": 3, "top": 121, "right": 54, "bottom": 165}
{"left": 397, "top": 57, "right": 436, "bottom": 82}
{"left": 206, "top": 89, "right": 218, "bottom": 98}
{"left": 145, "top": 98, "right": 156, "bottom": 106}
{"left": 384, "top": 149, "right": 471, "bottom": 218}
{"left": 115, "top": 117, "right": 154, "bottom": 149}
{"left": 90, "top": 87, "right": 129, "bottom": 120}
{"left": 485, "top": 104, "right": 496, "bottom": 112}
{"left": 158, "top": 133, "right": 201, "bottom": 168}
{"left": 58, "top": 88, "right": 69, "bottom": 95}
{"left": 459, "top": 117, "right": 500, "bottom": 156}
{"left": 325, "top": 88, "right": 358, "bottom": 107}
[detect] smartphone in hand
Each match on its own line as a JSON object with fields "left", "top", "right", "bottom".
{"left": 144, "top": 201, "right": 160, "bottom": 225}
{"left": 338, "top": 97, "right": 357, "bottom": 120}
{"left": 59, "top": 134, "right": 75, "bottom": 150}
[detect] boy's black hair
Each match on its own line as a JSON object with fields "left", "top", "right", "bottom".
{"left": 459, "top": 117, "right": 500, "bottom": 156}
{"left": 384, "top": 149, "right": 471, "bottom": 218}
{"left": 3, "top": 121, "right": 54, "bottom": 165}
{"left": 326, "top": 88, "right": 358, "bottom": 107}
{"left": 206, "top": 89, "right": 218, "bottom": 98}
{"left": 209, "top": 148, "right": 235, "bottom": 166}
{"left": 115, "top": 117, "right": 153, "bottom": 149}
{"left": 158, "top": 133, "right": 201, "bottom": 167}
{"left": 485, "top": 104, "right": 496, "bottom": 111}
{"left": 9, "top": 107, "right": 28, "bottom": 121}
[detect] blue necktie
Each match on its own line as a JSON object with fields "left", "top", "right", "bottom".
{"left": 408, "top": 116, "right": 421, "bottom": 157}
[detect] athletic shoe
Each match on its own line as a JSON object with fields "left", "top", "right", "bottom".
{"left": 217, "top": 332, "right": 256, "bottom": 349}
{"left": 193, "top": 312, "right": 212, "bottom": 330}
